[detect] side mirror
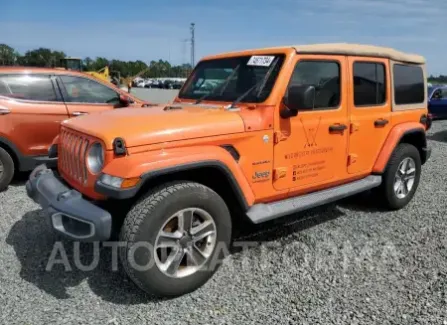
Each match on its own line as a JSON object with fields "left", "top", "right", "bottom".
{"left": 281, "top": 85, "right": 315, "bottom": 118}
{"left": 119, "top": 94, "right": 130, "bottom": 107}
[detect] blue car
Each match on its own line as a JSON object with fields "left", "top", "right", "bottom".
{"left": 428, "top": 84, "right": 447, "bottom": 119}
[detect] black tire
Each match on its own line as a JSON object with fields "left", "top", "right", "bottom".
{"left": 379, "top": 143, "right": 421, "bottom": 210}
{"left": 119, "top": 181, "right": 232, "bottom": 297}
{"left": 0, "top": 147, "right": 14, "bottom": 192}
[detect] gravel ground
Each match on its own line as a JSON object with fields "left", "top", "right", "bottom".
{"left": 1, "top": 121, "right": 447, "bottom": 325}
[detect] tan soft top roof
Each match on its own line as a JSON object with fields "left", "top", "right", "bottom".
{"left": 203, "top": 43, "right": 425, "bottom": 65}
{"left": 290, "top": 43, "right": 425, "bottom": 64}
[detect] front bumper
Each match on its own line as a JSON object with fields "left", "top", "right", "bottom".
{"left": 26, "top": 164, "right": 112, "bottom": 241}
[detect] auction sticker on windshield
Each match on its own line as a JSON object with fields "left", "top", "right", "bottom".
{"left": 247, "top": 56, "right": 275, "bottom": 67}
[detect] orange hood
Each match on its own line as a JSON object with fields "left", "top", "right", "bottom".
{"left": 62, "top": 104, "right": 245, "bottom": 149}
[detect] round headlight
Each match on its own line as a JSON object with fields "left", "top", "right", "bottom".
{"left": 86, "top": 142, "right": 104, "bottom": 174}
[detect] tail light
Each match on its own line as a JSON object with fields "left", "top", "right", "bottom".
{"left": 420, "top": 114, "right": 432, "bottom": 131}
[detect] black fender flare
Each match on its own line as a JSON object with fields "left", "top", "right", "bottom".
{"left": 95, "top": 160, "right": 250, "bottom": 211}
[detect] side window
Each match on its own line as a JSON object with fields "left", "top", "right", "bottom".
{"left": 353, "top": 62, "right": 386, "bottom": 106}
{"left": 432, "top": 88, "right": 447, "bottom": 100}
{"left": 393, "top": 64, "right": 424, "bottom": 105}
{"left": 289, "top": 60, "right": 340, "bottom": 110}
{"left": 0, "top": 74, "right": 59, "bottom": 102}
{"left": 60, "top": 76, "right": 119, "bottom": 104}
{"left": 431, "top": 89, "right": 442, "bottom": 99}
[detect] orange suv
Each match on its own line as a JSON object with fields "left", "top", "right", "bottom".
{"left": 26, "top": 44, "right": 431, "bottom": 297}
{"left": 0, "top": 67, "right": 152, "bottom": 190}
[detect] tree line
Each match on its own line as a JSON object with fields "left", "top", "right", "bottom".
{"left": 428, "top": 75, "right": 447, "bottom": 84}
{"left": 2, "top": 43, "right": 446, "bottom": 82}
{"left": 0, "top": 44, "right": 192, "bottom": 78}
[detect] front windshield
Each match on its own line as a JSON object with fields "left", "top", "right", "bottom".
{"left": 178, "top": 54, "right": 286, "bottom": 103}
{"left": 427, "top": 87, "right": 435, "bottom": 98}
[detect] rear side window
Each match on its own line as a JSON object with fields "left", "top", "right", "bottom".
{"left": 0, "top": 74, "right": 59, "bottom": 102}
{"left": 393, "top": 64, "right": 424, "bottom": 104}
{"left": 353, "top": 62, "right": 386, "bottom": 106}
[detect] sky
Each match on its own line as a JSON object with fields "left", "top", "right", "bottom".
{"left": 0, "top": 0, "right": 443, "bottom": 75}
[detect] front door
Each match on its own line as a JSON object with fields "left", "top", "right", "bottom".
{"left": 273, "top": 56, "right": 349, "bottom": 192}
{"left": 56, "top": 75, "right": 122, "bottom": 116}
{"left": 347, "top": 57, "right": 391, "bottom": 174}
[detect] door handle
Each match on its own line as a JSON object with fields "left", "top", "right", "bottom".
{"left": 329, "top": 123, "right": 347, "bottom": 132}
{"left": 72, "top": 111, "right": 88, "bottom": 116}
{"left": 374, "top": 118, "right": 389, "bottom": 127}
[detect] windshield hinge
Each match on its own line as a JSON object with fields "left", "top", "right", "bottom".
{"left": 273, "top": 131, "right": 289, "bottom": 144}
{"left": 225, "top": 104, "right": 240, "bottom": 111}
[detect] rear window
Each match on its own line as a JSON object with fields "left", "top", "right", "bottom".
{"left": 0, "top": 74, "right": 59, "bottom": 102}
{"left": 393, "top": 64, "right": 425, "bottom": 105}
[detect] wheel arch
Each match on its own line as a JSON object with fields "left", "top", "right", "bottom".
{"left": 399, "top": 130, "right": 427, "bottom": 163}
{"left": 136, "top": 161, "right": 250, "bottom": 215}
{"left": 373, "top": 123, "right": 428, "bottom": 174}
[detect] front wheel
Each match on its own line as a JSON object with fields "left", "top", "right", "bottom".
{"left": 379, "top": 143, "right": 421, "bottom": 210}
{"left": 119, "top": 181, "right": 232, "bottom": 297}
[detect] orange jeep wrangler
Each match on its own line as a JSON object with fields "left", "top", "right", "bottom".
{"left": 26, "top": 43, "right": 431, "bottom": 297}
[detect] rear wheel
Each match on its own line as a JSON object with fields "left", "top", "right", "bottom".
{"left": 0, "top": 147, "right": 15, "bottom": 192}
{"left": 119, "top": 181, "right": 232, "bottom": 297}
{"left": 379, "top": 143, "right": 421, "bottom": 210}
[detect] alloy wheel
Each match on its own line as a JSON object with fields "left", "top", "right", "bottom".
{"left": 393, "top": 157, "right": 416, "bottom": 199}
{"left": 154, "top": 208, "right": 217, "bottom": 278}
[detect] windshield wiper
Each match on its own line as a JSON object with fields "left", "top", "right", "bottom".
{"left": 194, "top": 64, "right": 241, "bottom": 104}
{"left": 228, "top": 57, "right": 280, "bottom": 109}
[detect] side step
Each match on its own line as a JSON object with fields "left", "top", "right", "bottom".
{"left": 246, "top": 175, "right": 382, "bottom": 224}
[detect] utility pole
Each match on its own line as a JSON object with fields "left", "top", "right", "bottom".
{"left": 181, "top": 38, "right": 189, "bottom": 77}
{"left": 190, "top": 23, "right": 195, "bottom": 68}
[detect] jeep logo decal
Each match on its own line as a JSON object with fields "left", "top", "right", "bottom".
{"left": 252, "top": 170, "right": 270, "bottom": 183}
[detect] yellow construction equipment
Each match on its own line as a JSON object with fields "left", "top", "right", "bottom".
{"left": 57, "top": 57, "right": 121, "bottom": 86}
{"left": 122, "top": 66, "right": 151, "bottom": 86}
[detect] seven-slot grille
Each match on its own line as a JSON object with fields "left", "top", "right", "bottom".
{"left": 58, "top": 128, "right": 91, "bottom": 185}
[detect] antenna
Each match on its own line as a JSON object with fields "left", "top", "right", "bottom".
{"left": 190, "top": 23, "right": 195, "bottom": 68}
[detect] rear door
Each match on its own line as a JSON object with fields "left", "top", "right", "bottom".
{"left": 56, "top": 75, "right": 123, "bottom": 116}
{"left": 0, "top": 73, "right": 69, "bottom": 157}
{"left": 347, "top": 57, "right": 391, "bottom": 174}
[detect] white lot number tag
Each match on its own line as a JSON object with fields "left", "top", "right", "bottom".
{"left": 247, "top": 55, "right": 275, "bottom": 67}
